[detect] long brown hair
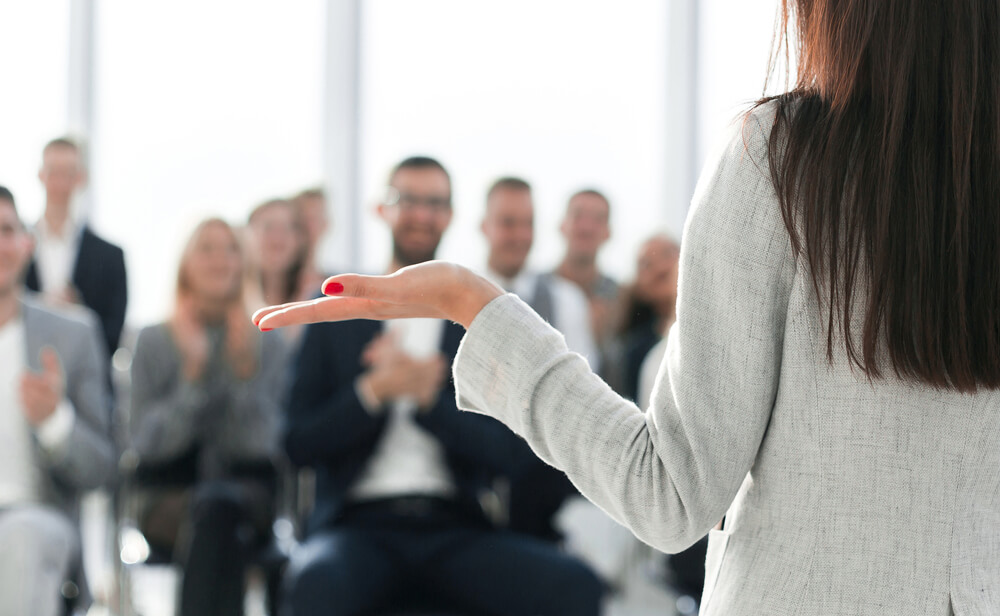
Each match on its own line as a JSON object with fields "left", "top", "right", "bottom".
{"left": 756, "top": 0, "right": 1000, "bottom": 392}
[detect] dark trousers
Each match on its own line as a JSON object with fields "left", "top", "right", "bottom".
{"left": 283, "top": 496, "right": 603, "bottom": 616}
{"left": 140, "top": 479, "right": 275, "bottom": 616}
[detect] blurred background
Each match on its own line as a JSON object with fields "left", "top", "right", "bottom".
{"left": 0, "top": 0, "right": 780, "bottom": 328}
{"left": 1, "top": 2, "right": 787, "bottom": 614}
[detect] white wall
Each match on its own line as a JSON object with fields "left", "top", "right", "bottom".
{"left": 90, "top": 1, "right": 325, "bottom": 326}
{"left": 0, "top": 1, "right": 70, "bottom": 222}
{"left": 358, "top": 0, "right": 670, "bottom": 281}
{"left": 1, "top": 1, "right": 789, "bottom": 329}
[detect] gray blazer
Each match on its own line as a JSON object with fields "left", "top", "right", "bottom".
{"left": 21, "top": 296, "right": 115, "bottom": 512}
{"left": 129, "top": 322, "right": 286, "bottom": 473}
{"left": 453, "top": 103, "right": 999, "bottom": 615}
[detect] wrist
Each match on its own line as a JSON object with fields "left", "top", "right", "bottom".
{"left": 451, "top": 268, "right": 504, "bottom": 328}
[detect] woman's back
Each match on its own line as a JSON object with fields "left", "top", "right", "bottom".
{"left": 449, "top": 99, "right": 999, "bottom": 616}
{"left": 701, "top": 127, "right": 1000, "bottom": 610}
{"left": 672, "top": 102, "right": 1000, "bottom": 614}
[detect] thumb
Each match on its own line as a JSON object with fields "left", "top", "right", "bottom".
{"left": 40, "top": 347, "right": 65, "bottom": 381}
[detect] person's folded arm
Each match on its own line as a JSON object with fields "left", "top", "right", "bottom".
{"left": 453, "top": 110, "right": 797, "bottom": 553}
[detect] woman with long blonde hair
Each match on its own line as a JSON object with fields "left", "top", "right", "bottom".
{"left": 131, "top": 218, "right": 286, "bottom": 616}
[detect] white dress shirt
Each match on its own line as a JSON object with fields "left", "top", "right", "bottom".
{"left": 0, "top": 316, "right": 75, "bottom": 506}
{"left": 349, "top": 318, "right": 455, "bottom": 501}
{"left": 33, "top": 217, "right": 81, "bottom": 294}
{"left": 485, "top": 267, "right": 599, "bottom": 370}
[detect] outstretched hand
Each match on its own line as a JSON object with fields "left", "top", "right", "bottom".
{"left": 251, "top": 261, "right": 504, "bottom": 331}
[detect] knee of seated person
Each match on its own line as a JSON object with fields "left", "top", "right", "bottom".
{"left": 283, "top": 537, "right": 355, "bottom": 605}
{"left": 189, "top": 483, "right": 243, "bottom": 526}
{"left": 0, "top": 506, "right": 77, "bottom": 561}
{"left": 540, "top": 557, "right": 605, "bottom": 615}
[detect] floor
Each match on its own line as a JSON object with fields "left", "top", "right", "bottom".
{"left": 79, "top": 492, "right": 691, "bottom": 616}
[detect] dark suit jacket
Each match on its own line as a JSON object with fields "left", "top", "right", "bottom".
{"left": 25, "top": 225, "right": 127, "bottom": 359}
{"left": 284, "top": 318, "right": 530, "bottom": 534}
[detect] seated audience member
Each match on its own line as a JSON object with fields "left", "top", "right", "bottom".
{"left": 290, "top": 187, "right": 331, "bottom": 293}
{"left": 481, "top": 177, "right": 598, "bottom": 368}
{"left": 626, "top": 234, "right": 707, "bottom": 607}
{"left": 554, "top": 189, "right": 620, "bottom": 369}
{"left": 0, "top": 186, "right": 114, "bottom": 616}
{"left": 25, "top": 137, "right": 127, "bottom": 360}
{"left": 129, "top": 218, "right": 287, "bottom": 616}
{"left": 244, "top": 198, "right": 311, "bottom": 344}
{"left": 479, "top": 177, "right": 597, "bottom": 543}
{"left": 244, "top": 199, "right": 310, "bottom": 307}
{"left": 281, "top": 158, "right": 602, "bottom": 616}
{"left": 612, "top": 234, "right": 681, "bottom": 403}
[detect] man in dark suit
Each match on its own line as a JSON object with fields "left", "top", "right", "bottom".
{"left": 25, "top": 137, "right": 127, "bottom": 359}
{"left": 281, "top": 157, "right": 603, "bottom": 616}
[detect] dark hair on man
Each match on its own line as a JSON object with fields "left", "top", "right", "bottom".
{"left": 0, "top": 185, "right": 23, "bottom": 226}
{"left": 569, "top": 188, "right": 611, "bottom": 217}
{"left": 387, "top": 156, "right": 451, "bottom": 190}
{"left": 0, "top": 186, "right": 15, "bottom": 207}
{"left": 42, "top": 136, "right": 87, "bottom": 169}
{"left": 44, "top": 137, "right": 80, "bottom": 152}
{"left": 293, "top": 187, "right": 325, "bottom": 201}
{"left": 487, "top": 177, "right": 532, "bottom": 202}
{"left": 757, "top": 0, "right": 1000, "bottom": 391}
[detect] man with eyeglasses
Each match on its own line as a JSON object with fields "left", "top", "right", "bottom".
{"left": 282, "top": 157, "right": 602, "bottom": 616}
{"left": 0, "top": 186, "right": 114, "bottom": 615}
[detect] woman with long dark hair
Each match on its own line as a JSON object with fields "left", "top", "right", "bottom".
{"left": 254, "top": 1, "right": 999, "bottom": 613}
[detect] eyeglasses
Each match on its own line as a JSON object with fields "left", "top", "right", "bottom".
{"left": 384, "top": 187, "right": 451, "bottom": 213}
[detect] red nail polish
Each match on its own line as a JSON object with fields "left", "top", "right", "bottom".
{"left": 260, "top": 327, "right": 273, "bottom": 332}
{"left": 323, "top": 281, "right": 344, "bottom": 295}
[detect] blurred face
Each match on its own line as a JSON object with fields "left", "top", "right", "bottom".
{"left": 182, "top": 223, "right": 243, "bottom": 304}
{"left": 379, "top": 167, "right": 452, "bottom": 266}
{"left": 38, "top": 145, "right": 85, "bottom": 204}
{"left": 560, "top": 193, "right": 611, "bottom": 259}
{"left": 482, "top": 188, "right": 534, "bottom": 279}
{"left": 249, "top": 203, "right": 304, "bottom": 274}
{"left": 0, "top": 201, "right": 31, "bottom": 296}
{"left": 297, "top": 194, "right": 328, "bottom": 250}
{"left": 634, "top": 236, "right": 680, "bottom": 313}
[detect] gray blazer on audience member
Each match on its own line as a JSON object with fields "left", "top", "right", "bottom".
{"left": 21, "top": 296, "right": 115, "bottom": 512}
{"left": 129, "top": 322, "right": 286, "bottom": 474}
{"left": 453, "top": 102, "right": 999, "bottom": 616}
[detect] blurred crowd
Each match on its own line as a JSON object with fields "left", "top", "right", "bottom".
{"left": 0, "top": 138, "right": 699, "bottom": 616}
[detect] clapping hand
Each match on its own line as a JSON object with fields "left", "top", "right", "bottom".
{"left": 360, "top": 332, "right": 447, "bottom": 410}
{"left": 20, "top": 347, "right": 65, "bottom": 426}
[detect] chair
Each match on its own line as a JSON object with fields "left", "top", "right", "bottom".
{"left": 116, "top": 448, "right": 292, "bottom": 615}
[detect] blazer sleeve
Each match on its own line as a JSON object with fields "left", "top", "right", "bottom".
{"left": 453, "top": 107, "right": 798, "bottom": 553}
{"left": 41, "top": 317, "right": 116, "bottom": 491}
{"left": 283, "top": 322, "right": 387, "bottom": 468}
{"left": 411, "top": 322, "right": 529, "bottom": 475}
{"left": 416, "top": 375, "right": 532, "bottom": 477}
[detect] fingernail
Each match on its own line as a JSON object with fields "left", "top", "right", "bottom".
{"left": 259, "top": 327, "right": 273, "bottom": 332}
{"left": 323, "top": 281, "right": 344, "bottom": 295}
